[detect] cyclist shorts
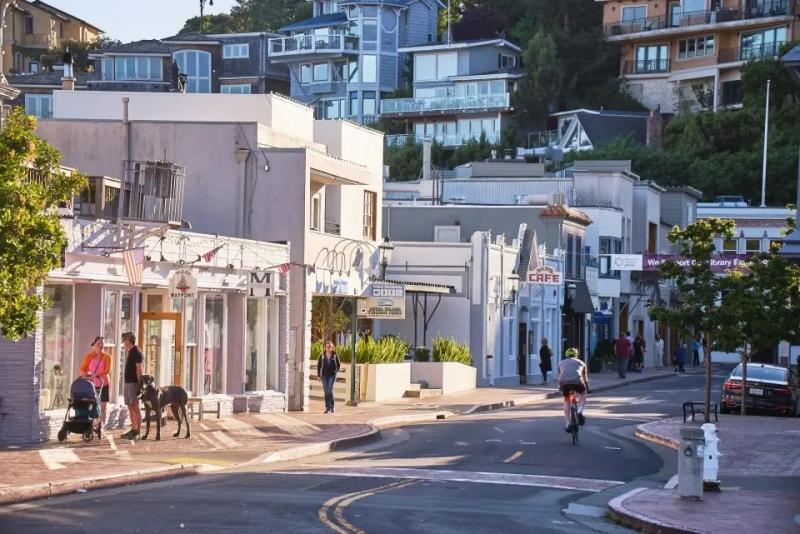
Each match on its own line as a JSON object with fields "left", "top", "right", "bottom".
{"left": 560, "top": 383, "right": 586, "bottom": 398}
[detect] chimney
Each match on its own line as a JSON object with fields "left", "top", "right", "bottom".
{"left": 422, "top": 137, "right": 432, "bottom": 181}
{"left": 61, "top": 48, "right": 75, "bottom": 91}
{"left": 646, "top": 107, "right": 663, "bottom": 147}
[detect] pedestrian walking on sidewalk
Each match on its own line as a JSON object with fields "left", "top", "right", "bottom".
{"left": 120, "top": 332, "right": 143, "bottom": 440}
{"left": 633, "top": 335, "right": 645, "bottom": 373}
{"left": 539, "top": 337, "right": 553, "bottom": 385}
{"left": 654, "top": 334, "right": 665, "bottom": 370}
{"left": 614, "top": 332, "right": 631, "bottom": 379}
{"left": 692, "top": 336, "right": 701, "bottom": 367}
{"left": 317, "top": 340, "right": 341, "bottom": 414}
{"left": 80, "top": 336, "right": 112, "bottom": 430}
{"left": 674, "top": 341, "right": 687, "bottom": 373}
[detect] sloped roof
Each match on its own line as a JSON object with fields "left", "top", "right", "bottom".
{"left": 161, "top": 32, "right": 221, "bottom": 43}
{"left": 539, "top": 204, "right": 592, "bottom": 226}
{"left": 340, "top": 0, "right": 447, "bottom": 7}
{"left": 279, "top": 12, "right": 348, "bottom": 33}
{"left": 577, "top": 111, "right": 648, "bottom": 147}
{"left": 28, "top": 0, "right": 103, "bottom": 32}
{"left": 94, "top": 40, "right": 172, "bottom": 55}
{"left": 782, "top": 44, "right": 800, "bottom": 64}
{"left": 400, "top": 38, "right": 522, "bottom": 53}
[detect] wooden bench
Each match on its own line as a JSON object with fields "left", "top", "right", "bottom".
{"left": 683, "top": 401, "right": 718, "bottom": 423}
{"left": 188, "top": 397, "right": 221, "bottom": 421}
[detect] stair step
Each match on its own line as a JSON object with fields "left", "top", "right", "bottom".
{"left": 404, "top": 388, "right": 443, "bottom": 398}
{"left": 407, "top": 383, "right": 421, "bottom": 392}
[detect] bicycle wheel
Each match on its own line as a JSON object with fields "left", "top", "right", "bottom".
{"left": 570, "top": 405, "right": 579, "bottom": 445}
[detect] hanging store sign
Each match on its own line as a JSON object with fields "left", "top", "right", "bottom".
{"left": 358, "top": 283, "right": 406, "bottom": 319}
{"left": 248, "top": 270, "right": 276, "bottom": 298}
{"left": 528, "top": 266, "right": 562, "bottom": 285}
{"left": 610, "top": 254, "right": 643, "bottom": 271}
{"left": 169, "top": 269, "right": 198, "bottom": 299}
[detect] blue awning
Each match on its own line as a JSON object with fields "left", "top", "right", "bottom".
{"left": 279, "top": 12, "right": 348, "bottom": 33}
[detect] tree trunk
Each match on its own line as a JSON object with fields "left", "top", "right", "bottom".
{"left": 740, "top": 347, "right": 748, "bottom": 416}
{"left": 705, "top": 332, "right": 713, "bottom": 423}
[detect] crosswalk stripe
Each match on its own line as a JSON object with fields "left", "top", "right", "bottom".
{"left": 282, "top": 467, "right": 625, "bottom": 493}
{"left": 219, "top": 418, "right": 263, "bottom": 437}
{"left": 196, "top": 433, "right": 221, "bottom": 451}
{"left": 38, "top": 448, "right": 80, "bottom": 471}
{"left": 255, "top": 414, "right": 320, "bottom": 436}
{"left": 211, "top": 431, "right": 241, "bottom": 448}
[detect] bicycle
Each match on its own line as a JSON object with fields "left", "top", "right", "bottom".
{"left": 567, "top": 390, "right": 580, "bottom": 445}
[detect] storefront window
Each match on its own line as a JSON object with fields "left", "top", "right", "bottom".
{"left": 40, "top": 285, "right": 74, "bottom": 411}
{"left": 246, "top": 299, "right": 268, "bottom": 392}
{"left": 204, "top": 295, "right": 225, "bottom": 394}
{"left": 116, "top": 292, "right": 134, "bottom": 398}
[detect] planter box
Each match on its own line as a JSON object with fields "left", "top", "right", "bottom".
{"left": 363, "top": 363, "right": 411, "bottom": 402}
{"left": 411, "top": 362, "right": 477, "bottom": 395}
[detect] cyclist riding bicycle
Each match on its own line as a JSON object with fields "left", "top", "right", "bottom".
{"left": 557, "top": 347, "right": 588, "bottom": 433}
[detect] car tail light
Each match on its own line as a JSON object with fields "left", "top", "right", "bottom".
{"left": 724, "top": 380, "right": 742, "bottom": 391}
{"left": 772, "top": 386, "right": 792, "bottom": 397}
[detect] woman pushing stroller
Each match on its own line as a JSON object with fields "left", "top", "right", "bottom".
{"left": 79, "top": 336, "right": 112, "bottom": 433}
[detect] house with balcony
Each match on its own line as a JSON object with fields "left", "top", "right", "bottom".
{"left": 600, "top": 0, "right": 799, "bottom": 112}
{"left": 1, "top": 0, "right": 102, "bottom": 76}
{"left": 382, "top": 39, "right": 522, "bottom": 148}
{"left": 270, "top": 0, "right": 443, "bottom": 124}
{"left": 36, "top": 90, "right": 384, "bottom": 412}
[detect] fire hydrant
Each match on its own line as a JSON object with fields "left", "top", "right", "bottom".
{"left": 701, "top": 423, "right": 721, "bottom": 489}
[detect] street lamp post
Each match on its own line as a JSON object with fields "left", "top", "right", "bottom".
{"left": 378, "top": 236, "right": 394, "bottom": 279}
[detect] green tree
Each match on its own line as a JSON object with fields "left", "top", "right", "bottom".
{"left": 515, "top": 27, "right": 560, "bottom": 119}
{"left": 649, "top": 218, "right": 736, "bottom": 423}
{"left": 311, "top": 296, "right": 350, "bottom": 342}
{"left": 180, "top": 0, "right": 312, "bottom": 34}
{"left": 0, "top": 109, "right": 86, "bottom": 340}
{"left": 180, "top": 13, "right": 242, "bottom": 34}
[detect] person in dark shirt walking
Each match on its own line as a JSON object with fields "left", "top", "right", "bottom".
{"left": 539, "top": 337, "right": 553, "bottom": 385}
{"left": 614, "top": 333, "right": 631, "bottom": 378}
{"left": 120, "top": 332, "right": 143, "bottom": 440}
{"left": 317, "top": 341, "right": 341, "bottom": 414}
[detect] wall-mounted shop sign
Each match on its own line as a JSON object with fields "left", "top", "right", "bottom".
{"left": 169, "top": 269, "right": 198, "bottom": 299}
{"left": 528, "top": 266, "right": 562, "bottom": 285}
{"left": 248, "top": 270, "right": 276, "bottom": 298}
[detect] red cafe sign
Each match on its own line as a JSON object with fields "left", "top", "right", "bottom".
{"left": 528, "top": 266, "right": 562, "bottom": 285}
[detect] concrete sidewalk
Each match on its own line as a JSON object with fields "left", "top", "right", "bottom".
{"left": 611, "top": 414, "right": 800, "bottom": 533}
{"left": 0, "top": 368, "right": 677, "bottom": 506}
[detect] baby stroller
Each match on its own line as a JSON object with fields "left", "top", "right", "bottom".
{"left": 57, "top": 376, "right": 102, "bottom": 443}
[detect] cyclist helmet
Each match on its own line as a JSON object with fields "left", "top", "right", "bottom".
{"left": 565, "top": 347, "right": 579, "bottom": 358}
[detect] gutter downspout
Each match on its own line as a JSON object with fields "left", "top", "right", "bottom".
{"left": 119, "top": 97, "right": 131, "bottom": 222}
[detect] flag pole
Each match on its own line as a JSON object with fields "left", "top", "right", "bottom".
{"left": 760, "top": 79, "right": 770, "bottom": 208}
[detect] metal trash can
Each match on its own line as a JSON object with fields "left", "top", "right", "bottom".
{"left": 678, "top": 425, "right": 705, "bottom": 500}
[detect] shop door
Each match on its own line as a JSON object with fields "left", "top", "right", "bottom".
{"left": 518, "top": 323, "right": 527, "bottom": 383}
{"left": 138, "top": 312, "right": 184, "bottom": 388}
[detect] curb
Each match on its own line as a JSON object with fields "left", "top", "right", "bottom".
{"left": 0, "top": 464, "right": 200, "bottom": 506}
{"left": 634, "top": 424, "right": 680, "bottom": 451}
{"left": 608, "top": 488, "right": 700, "bottom": 534}
{"left": 256, "top": 424, "right": 382, "bottom": 465}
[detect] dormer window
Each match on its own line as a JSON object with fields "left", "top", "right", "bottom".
{"left": 101, "top": 56, "right": 163, "bottom": 81}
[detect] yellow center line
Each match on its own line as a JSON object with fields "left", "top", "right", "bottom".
{"left": 503, "top": 450, "right": 524, "bottom": 464}
{"left": 319, "top": 480, "right": 419, "bottom": 533}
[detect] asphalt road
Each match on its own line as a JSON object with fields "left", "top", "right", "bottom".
{"left": 0, "top": 371, "right": 729, "bottom": 534}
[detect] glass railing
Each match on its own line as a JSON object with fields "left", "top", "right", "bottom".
{"left": 605, "top": 0, "right": 789, "bottom": 37}
{"left": 385, "top": 132, "right": 501, "bottom": 147}
{"left": 718, "top": 41, "right": 786, "bottom": 63}
{"left": 381, "top": 93, "right": 511, "bottom": 115}
{"left": 623, "top": 59, "right": 670, "bottom": 75}
{"left": 268, "top": 34, "right": 359, "bottom": 55}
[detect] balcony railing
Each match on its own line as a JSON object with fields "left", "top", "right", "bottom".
{"left": 381, "top": 93, "right": 511, "bottom": 115}
{"left": 718, "top": 41, "right": 786, "bottom": 63}
{"left": 269, "top": 34, "right": 359, "bottom": 57}
{"left": 623, "top": 59, "right": 670, "bottom": 75}
{"left": 385, "top": 131, "right": 501, "bottom": 148}
{"left": 527, "top": 129, "right": 560, "bottom": 149}
{"left": 21, "top": 33, "right": 54, "bottom": 47}
{"left": 605, "top": 1, "right": 790, "bottom": 37}
{"left": 121, "top": 161, "right": 186, "bottom": 225}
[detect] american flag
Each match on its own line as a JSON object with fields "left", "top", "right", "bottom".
{"left": 202, "top": 244, "right": 224, "bottom": 263}
{"left": 123, "top": 247, "right": 145, "bottom": 286}
{"left": 277, "top": 263, "right": 290, "bottom": 274}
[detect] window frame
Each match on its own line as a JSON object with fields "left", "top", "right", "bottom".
{"left": 313, "top": 62, "right": 329, "bottom": 82}
{"left": 620, "top": 5, "right": 647, "bottom": 22}
{"left": 677, "top": 35, "right": 715, "bottom": 60}
{"left": 221, "top": 84, "right": 252, "bottom": 94}
{"left": 363, "top": 190, "right": 377, "bottom": 241}
{"left": 361, "top": 54, "right": 377, "bottom": 83}
{"left": 173, "top": 50, "right": 212, "bottom": 93}
{"left": 223, "top": 43, "right": 250, "bottom": 59}
{"left": 300, "top": 63, "right": 312, "bottom": 84}
{"left": 25, "top": 93, "right": 53, "bottom": 118}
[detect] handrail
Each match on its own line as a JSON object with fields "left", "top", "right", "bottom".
{"left": 381, "top": 93, "right": 511, "bottom": 114}
{"left": 268, "top": 34, "right": 359, "bottom": 55}
{"left": 718, "top": 41, "right": 786, "bottom": 63}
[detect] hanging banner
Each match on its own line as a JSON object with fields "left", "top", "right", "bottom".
{"left": 609, "top": 254, "right": 643, "bottom": 271}
{"left": 358, "top": 283, "right": 405, "bottom": 319}
{"left": 169, "top": 269, "right": 198, "bottom": 299}
{"left": 528, "top": 266, "right": 562, "bottom": 285}
{"left": 248, "top": 270, "right": 275, "bottom": 297}
{"left": 642, "top": 254, "right": 756, "bottom": 273}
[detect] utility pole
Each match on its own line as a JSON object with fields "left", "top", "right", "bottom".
{"left": 760, "top": 79, "right": 770, "bottom": 208}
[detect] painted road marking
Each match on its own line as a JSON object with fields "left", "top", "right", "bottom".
{"left": 493, "top": 426, "right": 506, "bottom": 434}
{"left": 319, "top": 480, "right": 418, "bottom": 534}
{"left": 454, "top": 441, "right": 469, "bottom": 446}
{"left": 564, "top": 503, "right": 606, "bottom": 518}
{"left": 503, "top": 451, "right": 523, "bottom": 463}
{"left": 664, "top": 475, "right": 679, "bottom": 489}
{"left": 485, "top": 439, "right": 501, "bottom": 443}
{"left": 256, "top": 413, "right": 321, "bottom": 436}
{"left": 211, "top": 431, "right": 241, "bottom": 448}
{"left": 519, "top": 441, "right": 537, "bottom": 445}
{"left": 199, "top": 423, "right": 210, "bottom": 431}
{"left": 106, "top": 434, "right": 118, "bottom": 451}
{"left": 219, "top": 418, "right": 263, "bottom": 437}
{"left": 196, "top": 433, "right": 221, "bottom": 451}
{"left": 604, "top": 446, "right": 622, "bottom": 450}
{"left": 285, "top": 467, "right": 625, "bottom": 493}
{"left": 38, "top": 448, "right": 80, "bottom": 471}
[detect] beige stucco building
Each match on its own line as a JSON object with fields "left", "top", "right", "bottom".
{"left": 35, "top": 91, "right": 384, "bottom": 411}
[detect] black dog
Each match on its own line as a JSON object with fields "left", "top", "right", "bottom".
{"left": 139, "top": 375, "right": 191, "bottom": 440}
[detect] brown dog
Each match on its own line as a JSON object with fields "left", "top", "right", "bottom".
{"left": 139, "top": 375, "right": 191, "bottom": 440}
